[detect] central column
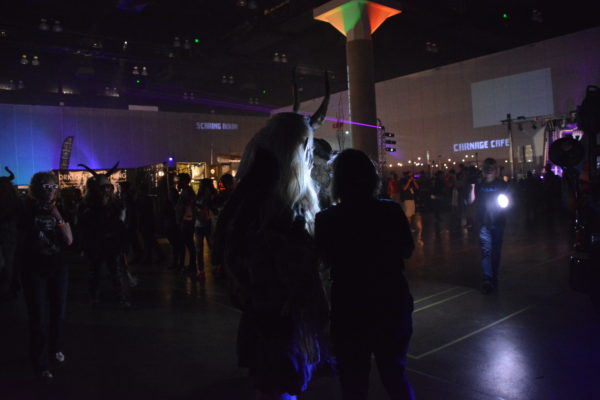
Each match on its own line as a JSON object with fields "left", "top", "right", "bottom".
{"left": 314, "top": 0, "right": 401, "bottom": 161}
{"left": 346, "top": 9, "right": 377, "bottom": 159}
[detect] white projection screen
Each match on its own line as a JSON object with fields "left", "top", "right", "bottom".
{"left": 471, "top": 68, "right": 554, "bottom": 128}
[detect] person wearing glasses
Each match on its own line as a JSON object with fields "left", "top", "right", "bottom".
{"left": 18, "top": 172, "right": 73, "bottom": 380}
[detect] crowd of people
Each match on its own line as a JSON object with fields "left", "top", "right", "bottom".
{"left": 0, "top": 165, "right": 236, "bottom": 379}
{"left": 0, "top": 128, "right": 567, "bottom": 400}
{"left": 0, "top": 145, "right": 568, "bottom": 400}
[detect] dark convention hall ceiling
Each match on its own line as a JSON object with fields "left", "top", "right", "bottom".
{"left": 0, "top": 0, "right": 597, "bottom": 115}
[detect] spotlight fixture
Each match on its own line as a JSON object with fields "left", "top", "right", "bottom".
{"left": 280, "top": 53, "right": 287, "bottom": 63}
{"left": 17, "top": 80, "right": 24, "bottom": 90}
{"left": 132, "top": 66, "right": 140, "bottom": 75}
{"left": 92, "top": 41, "right": 103, "bottom": 49}
{"left": 183, "top": 39, "right": 191, "bottom": 50}
{"left": 532, "top": 9, "right": 544, "bottom": 23}
{"left": 0, "top": 30, "right": 7, "bottom": 38}
{"left": 122, "top": 41, "right": 128, "bottom": 51}
{"left": 273, "top": 52, "right": 280, "bottom": 62}
{"left": 20, "top": 54, "right": 29, "bottom": 65}
{"left": 31, "top": 56, "right": 40, "bottom": 66}
{"left": 52, "top": 20, "right": 62, "bottom": 32}
{"left": 141, "top": 66, "right": 148, "bottom": 76}
{"left": 173, "top": 37, "right": 181, "bottom": 47}
{"left": 236, "top": 0, "right": 247, "bottom": 7}
{"left": 39, "top": 18, "right": 50, "bottom": 31}
{"left": 221, "top": 75, "right": 228, "bottom": 84}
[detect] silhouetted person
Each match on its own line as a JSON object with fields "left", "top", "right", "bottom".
{"left": 159, "top": 170, "right": 181, "bottom": 270}
{"left": 468, "top": 158, "right": 510, "bottom": 294}
{"left": 78, "top": 164, "right": 130, "bottom": 307}
{"left": 315, "top": 149, "right": 416, "bottom": 400}
{"left": 175, "top": 173, "right": 196, "bottom": 276}
{"left": 214, "top": 113, "right": 328, "bottom": 400}
{"left": 138, "top": 181, "right": 165, "bottom": 264}
{"left": 18, "top": 172, "right": 73, "bottom": 380}
{"left": 194, "top": 178, "right": 217, "bottom": 278}
{"left": 400, "top": 171, "right": 422, "bottom": 241}
{"left": 211, "top": 173, "right": 234, "bottom": 278}
{"left": 0, "top": 167, "right": 19, "bottom": 300}
{"left": 387, "top": 171, "right": 401, "bottom": 204}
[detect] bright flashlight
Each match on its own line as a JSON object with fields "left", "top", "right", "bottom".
{"left": 497, "top": 193, "right": 509, "bottom": 208}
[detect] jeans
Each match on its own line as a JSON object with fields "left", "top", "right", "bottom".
{"left": 88, "top": 255, "right": 127, "bottom": 302}
{"left": 331, "top": 302, "right": 415, "bottom": 400}
{"left": 479, "top": 224, "right": 505, "bottom": 283}
{"left": 177, "top": 221, "right": 196, "bottom": 268}
{"left": 195, "top": 224, "right": 212, "bottom": 268}
{"left": 22, "top": 264, "right": 69, "bottom": 372}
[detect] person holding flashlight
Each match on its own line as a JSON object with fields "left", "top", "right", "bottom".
{"left": 468, "top": 158, "right": 510, "bottom": 294}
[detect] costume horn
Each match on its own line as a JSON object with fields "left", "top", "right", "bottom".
{"left": 309, "top": 71, "right": 330, "bottom": 130}
{"left": 78, "top": 163, "right": 98, "bottom": 177}
{"left": 4, "top": 166, "right": 15, "bottom": 181}
{"left": 106, "top": 161, "right": 120, "bottom": 177}
{"left": 292, "top": 67, "right": 300, "bottom": 113}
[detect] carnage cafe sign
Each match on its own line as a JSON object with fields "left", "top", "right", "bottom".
{"left": 453, "top": 138, "right": 510, "bottom": 153}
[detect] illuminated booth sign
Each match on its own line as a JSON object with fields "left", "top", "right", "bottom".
{"left": 195, "top": 122, "right": 239, "bottom": 130}
{"left": 56, "top": 169, "right": 127, "bottom": 189}
{"left": 453, "top": 138, "right": 510, "bottom": 152}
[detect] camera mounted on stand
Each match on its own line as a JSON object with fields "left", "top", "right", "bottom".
{"left": 549, "top": 85, "right": 600, "bottom": 312}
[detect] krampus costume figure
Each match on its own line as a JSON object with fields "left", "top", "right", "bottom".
{"left": 213, "top": 73, "right": 330, "bottom": 399}
{"left": 0, "top": 167, "right": 19, "bottom": 300}
{"left": 78, "top": 163, "right": 129, "bottom": 306}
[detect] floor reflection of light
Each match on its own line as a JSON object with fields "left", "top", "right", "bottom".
{"left": 483, "top": 334, "right": 531, "bottom": 399}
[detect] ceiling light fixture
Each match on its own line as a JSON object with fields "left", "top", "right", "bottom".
{"left": 425, "top": 42, "right": 438, "bottom": 53}
{"left": 39, "top": 18, "right": 49, "bottom": 31}
{"left": 52, "top": 20, "right": 62, "bottom": 32}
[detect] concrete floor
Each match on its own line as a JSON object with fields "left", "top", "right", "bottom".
{"left": 1, "top": 207, "right": 599, "bottom": 400}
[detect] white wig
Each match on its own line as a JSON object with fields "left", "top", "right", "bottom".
{"left": 236, "top": 112, "right": 320, "bottom": 233}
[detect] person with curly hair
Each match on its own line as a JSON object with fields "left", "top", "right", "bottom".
{"left": 18, "top": 171, "right": 73, "bottom": 380}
